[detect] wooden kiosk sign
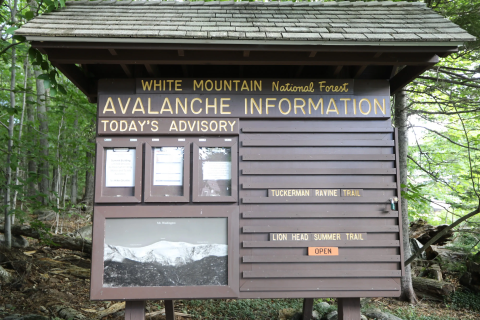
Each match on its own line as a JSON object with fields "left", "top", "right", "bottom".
{"left": 16, "top": 0, "right": 474, "bottom": 318}
{"left": 92, "top": 77, "right": 402, "bottom": 301}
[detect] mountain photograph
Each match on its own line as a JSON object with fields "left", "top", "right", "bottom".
{"left": 102, "top": 218, "right": 228, "bottom": 287}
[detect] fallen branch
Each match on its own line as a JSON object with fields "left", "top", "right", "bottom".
{"left": 37, "top": 257, "right": 90, "bottom": 279}
{"left": 96, "top": 302, "right": 125, "bottom": 319}
{"left": 0, "top": 224, "right": 92, "bottom": 254}
{"left": 405, "top": 205, "right": 480, "bottom": 266}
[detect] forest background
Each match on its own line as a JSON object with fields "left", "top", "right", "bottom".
{"left": 0, "top": 0, "right": 480, "bottom": 308}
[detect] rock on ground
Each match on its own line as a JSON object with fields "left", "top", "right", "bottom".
{"left": 0, "top": 234, "right": 29, "bottom": 248}
{"left": 278, "top": 308, "right": 299, "bottom": 320}
{"left": 326, "top": 310, "right": 338, "bottom": 320}
{"left": 34, "top": 209, "right": 57, "bottom": 221}
{"left": 75, "top": 225, "right": 92, "bottom": 240}
{"left": 361, "top": 315, "right": 367, "bottom": 320}
{"left": 364, "top": 308, "right": 403, "bottom": 320}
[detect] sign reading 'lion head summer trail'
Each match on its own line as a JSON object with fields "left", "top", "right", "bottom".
{"left": 16, "top": 0, "right": 474, "bottom": 318}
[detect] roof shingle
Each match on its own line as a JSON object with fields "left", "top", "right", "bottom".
{"left": 16, "top": 0, "right": 476, "bottom": 44}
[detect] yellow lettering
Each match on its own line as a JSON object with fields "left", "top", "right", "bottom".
{"left": 176, "top": 98, "right": 188, "bottom": 114}
{"left": 308, "top": 98, "right": 323, "bottom": 114}
{"left": 109, "top": 120, "right": 118, "bottom": 131}
{"left": 206, "top": 98, "right": 217, "bottom": 114}
{"left": 219, "top": 120, "right": 227, "bottom": 131}
{"left": 120, "top": 120, "right": 128, "bottom": 132}
{"left": 340, "top": 98, "right": 351, "bottom": 114}
{"left": 228, "top": 121, "right": 236, "bottom": 131}
{"left": 141, "top": 80, "right": 152, "bottom": 91}
{"left": 179, "top": 120, "right": 187, "bottom": 132}
{"left": 128, "top": 121, "right": 137, "bottom": 131}
{"left": 278, "top": 98, "right": 291, "bottom": 115}
{"left": 374, "top": 98, "right": 386, "bottom": 115}
{"left": 169, "top": 120, "right": 178, "bottom": 131}
{"left": 201, "top": 120, "right": 208, "bottom": 132}
{"left": 326, "top": 98, "right": 339, "bottom": 114}
{"left": 101, "top": 120, "right": 108, "bottom": 131}
{"left": 250, "top": 98, "right": 262, "bottom": 114}
{"left": 205, "top": 80, "right": 213, "bottom": 91}
{"left": 220, "top": 98, "right": 231, "bottom": 114}
{"left": 138, "top": 120, "right": 146, "bottom": 131}
{"left": 294, "top": 98, "right": 306, "bottom": 114}
{"left": 241, "top": 80, "right": 249, "bottom": 91}
{"left": 359, "top": 98, "right": 372, "bottom": 115}
{"left": 191, "top": 98, "right": 202, "bottom": 114}
{"left": 151, "top": 120, "right": 158, "bottom": 131}
{"left": 103, "top": 97, "right": 116, "bottom": 114}
{"left": 193, "top": 80, "right": 203, "bottom": 91}
{"left": 175, "top": 80, "right": 182, "bottom": 91}
{"left": 160, "top": 98, "right": 173, "bottom": 114}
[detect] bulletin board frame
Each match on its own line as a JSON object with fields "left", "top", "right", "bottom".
{"left": 144, "top": 138, "right": 191, "bottom": 203}
{"left": 94, "top": 137, "right": 143, "bottom": 203}
{"left": 192, "top": 138, "right": 238, "bottom": 203}
{"left": 90, "top": 205, "right": 240, "bottom": 300}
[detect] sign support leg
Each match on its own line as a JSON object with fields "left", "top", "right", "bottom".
{"left": 337, "top": 298, "right": 360, "bottom": 320}
{"left": 125, "top": 300, "right": 145, "bottom": 320}
{"left": 164, "top": 300, "right": 175, "bottom": 320}
{"left": 302, "top": 298, "right": 314, "bottom": 320}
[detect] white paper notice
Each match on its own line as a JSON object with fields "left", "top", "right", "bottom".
{"left": 153, "top": 147, "right": 183, "bottom": 186}
{"left": 202, "top": 161, "right": 231, "bottom": 180}
{"left": 105, "top": 149, "right": 135, "bottom": 187}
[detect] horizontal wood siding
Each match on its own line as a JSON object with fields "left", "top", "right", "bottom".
{"left": 238, "top": 119, "right": 401, "bottom": 298}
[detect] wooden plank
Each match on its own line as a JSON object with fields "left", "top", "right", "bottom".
{"left": 125, "top": 301, "right": 145, "bottom": 320}
{"left": 239, "top": 278, "right": 401, "bottom": 292}
{"left": 338, "top": 298, "right": 361, "bottom": 320}
{"left": 242, "top": 211, "right": 399, "bottom": 219}
{"left": 241, "top": 140, "right": 394, "bottom": 147}
{"left": 242, "top": 182, "right": 397, "bottom": 189}
{"left": 242, "top": 255, "right": 401, "bottom": 263}
{"left": 242, "top": 168, "right": 396, "bottom": 175}
{"left": 302, "top": 298, "right": 314, "bottom": 320}
{"left": 390, "top": 63, "right": 437, "bottom": 95}
{"left": 243, "top": 270, "right": 402, "bottom": 278}
{"left": 164, "top": 300, "right": 174, "bottom": 320}
{"left": 243, "top": 240, "right": 400, "bottom": 248}
{"left": 242, "top": 226, "right": 399, "bottom": 233}
{"left": 242, "top": 197, "right": 393, "bottom": 204}
{"left": 241, "top": 127, "right": 393, "bottom": 133}
{"left": 241, "top": 154, "right": 396, "bottom": 161}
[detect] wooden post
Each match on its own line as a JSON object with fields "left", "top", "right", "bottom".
{"left": 302, "top": 298, "right": 314, "bottom": 320}
{"left": 337, "top": 298, "right": 360, "bottom": 320}
{"left": 125, "top": 300, "right": 145, "bottom": 320}
{"left": 164, "top": 300, "right": 175, "bottom": 320}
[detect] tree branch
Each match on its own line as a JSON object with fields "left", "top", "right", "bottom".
{"left": 412, "top": 126, "right": 480, "bottom": 151}
{"left": 405, "top": 205, "right": 480, "bottom": 266}
{"left": 0, "top": 40, "right": 25, "bottom": 56}
{"left": 417, "top": 76, "right": 480, "bottom": 88}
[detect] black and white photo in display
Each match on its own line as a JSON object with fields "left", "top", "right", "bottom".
{"left": 103, "top": 218, "right": 228, "bottom": 287}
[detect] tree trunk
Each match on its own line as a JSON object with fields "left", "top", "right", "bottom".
{"left": 12, "top": 58, "right": 29, "bottom": 223}
{"left": 26, "top": 65, "right": 36, "bottom": 197}
{"left": 3, "top": 42, "right": 17, "bottom": 250}
{"left": 0, "top": 224, "right": 92, "bottom": 254}
{"left": 412, "top": 277, "right": 454, "bottom": 301}
{"left": 394, "top": 89, "right": 418, "bottom": 304}
{"left": 83, "top": 151, "right": 95, "bottom": 205}
{"left": 70, "top": 117, "right": 79, "bottom": 205}
{"left": 34, "top": 68, "right": 49, "bottom": 205}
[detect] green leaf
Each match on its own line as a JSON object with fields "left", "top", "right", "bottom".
{"left": 36, "top": 51, "right": 43, "bottom": 65}
{"left": 43, "top": 79, "right": 51, "bottom": 88}
{"left": 50, "top": 87, "right": 57, "bottom": 97}
{"left": 25, "top": 11, "right": 35, "bottom": 20}
{"left": 12, "top": 35, "right": 26, "bottom": 42}
{"left": 59, "top": 0, "right": 66, "bottom": 7}
{"left": 57, "top": 84, "right": 67, "bottom": 95}
{"left": 5, "top": 27, "right": 18, "bottom": 34}
{"left": 41, "top": 61, "right": 49, "bottom": 71}
{"left": 28, "top": 47, "right": 37, "bottom": 60}
{"left": 37, "top": 74, "right": 50, "bottom": 80}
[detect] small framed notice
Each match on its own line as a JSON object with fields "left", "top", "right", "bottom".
{"left": 153, "top": 147, "right": 183, "bottom": 186}
{"left": 105, "top": 149, "right": 136, "bottom": 187}
{"left": 193, "top": 138, "right": 238, "bottom": 203}
{"left": 144, "top": 139, "right": 190, "bottom": 202}
{"left": 95, "top": 138, "right": 142, "bottom": 203}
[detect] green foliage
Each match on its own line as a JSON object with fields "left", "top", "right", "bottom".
{"left": 181, "top": 299, "right": 304, "bottom": 319}
{"left": 450, "top": 290, "right": 480, "bottom": 312}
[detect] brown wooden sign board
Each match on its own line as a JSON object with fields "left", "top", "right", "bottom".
{"left": 92, "top": 78, "right": 403, "bottom": 301}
